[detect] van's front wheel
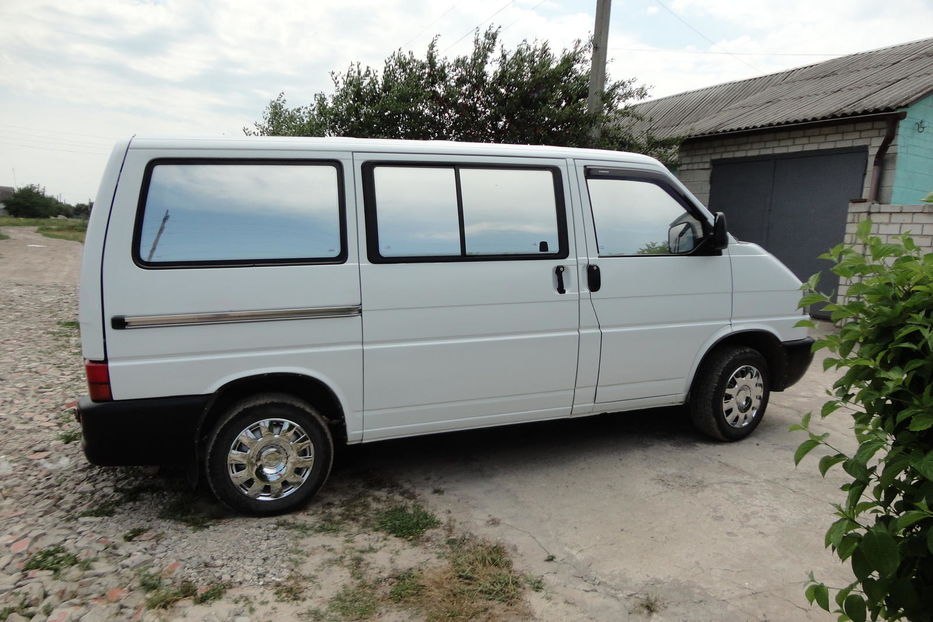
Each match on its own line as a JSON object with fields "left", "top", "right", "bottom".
{"left": 690, "top": 347, "right": 770, "bottom": 441}
{"left": 205, "top": 394, "right": 333, "bottom": 515}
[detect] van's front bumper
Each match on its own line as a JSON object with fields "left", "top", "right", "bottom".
{"left": 76, "top": 395, "right": 208, "bottom": 466}
{"left": 779, "top": 337, "right": 815, "bottom": 390}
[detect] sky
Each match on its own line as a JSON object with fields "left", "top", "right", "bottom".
{"left": 0, "top": 0, "right": 931, "bottom": 204}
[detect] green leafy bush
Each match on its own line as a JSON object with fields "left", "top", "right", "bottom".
{"left": 3, "top": 185, "right": 72, "bottom": 218}
{"left": 794, "top": 219, "right": 933, "bottom": 621}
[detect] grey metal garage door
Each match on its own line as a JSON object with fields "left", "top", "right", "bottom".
{"left": 709, "top": 147, "right": 868, "bottom": 317}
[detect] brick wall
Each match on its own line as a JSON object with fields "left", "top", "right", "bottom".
{"left": 837, "top": 200, "right": 933, "bottom": 303}
{"left": 676, "top": 119, "right": 895, "bottom": 206}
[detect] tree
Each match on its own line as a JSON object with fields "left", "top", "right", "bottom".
{"left": 246, "top": 28, "right": 679, "bottom": 164}
{"left": 3, "top": 185, "right": 73, "bottom": 218}
{"left": 795, "top": 221, "right": 933, "bottom": 621}
{"left": 73, "top": 201, "right": 94, "bottom": 219}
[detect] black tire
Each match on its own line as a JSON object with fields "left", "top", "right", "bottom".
{"left": 205, "top": 393, "right": 333, "bottom": 515}
{"left": 690, "top": 346, "right": 770, "bottom": 441}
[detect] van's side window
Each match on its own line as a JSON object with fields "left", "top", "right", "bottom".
{"left": 587, "top": 177, "right": 703, "bottom": 256}
{"left": 136, "top": 161, "right": 344, "bottom": 266}
{"left": 366, "top": 164, "right": 566, "bottom": 262}
{"left": 372, "top": 167, "right": 460, "bottom": 257}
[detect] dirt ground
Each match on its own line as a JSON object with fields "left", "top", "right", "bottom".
{"left": 0, "top": 226, "right": 853, "bottom": 621}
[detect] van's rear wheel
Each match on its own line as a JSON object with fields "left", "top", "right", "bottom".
{"left": 690, "top": 347, "right": 770, "bottom": 441}
{"left": 206, "top": 394, "right": 333, "bottom": 515}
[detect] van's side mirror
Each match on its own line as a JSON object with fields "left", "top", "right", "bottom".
{"left": 668, "top": 222, "right": 696, "bottom": 254}
{"left": 711, "top": 212, "right": 728, "bottom": 250}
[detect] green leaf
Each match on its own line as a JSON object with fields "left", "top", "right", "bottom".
{"left": 843, "top": 594, "right": 866, "bottom": 622}
{"left": 795, "top": 439, "right": 821, "bottom": 466}
{"left": 911, "top": 452, "right": 933, "bottom": 480}
{"left": 826, "top": 518, "right": 858, "bottom": 548}
{"left": 843, "top": 458, "right": 870, "bottom": 483}
{"left": 813, "top": 583, "right": 830, "bottom": 611}
{"left": 862, "top": 578, "right": 884, "bottom": 606}
{"left": 860, "top": 530, "right": 900, "bottom": 577}
{"left": 856, "top": 218, "right": 872, "bottom": 238}
{"left": 837, "top": 534, "right": 859, "bottom": 560}
{"left": 820, "top": 401, "right": 842, "bottom": 417}
{"left": 819, "top": 454, "right": 847, "bottom": 477}
{"left": 894, "top": 511, "right": 929, "bottom": 531}
{"left": 800, "top": 292, "right": 830, "bottom": 307}
{"left": 805, "top": 582, "right": 818, "bottom": 605}
{"left": 908, "top": 412, "right": 933, "bottom": 431}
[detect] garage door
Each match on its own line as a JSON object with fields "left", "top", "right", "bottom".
{"left": 709, "top": 147, "right": 868, "bottom": 317}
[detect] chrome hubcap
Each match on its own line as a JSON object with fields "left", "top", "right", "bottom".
{"left": 722, "top": 365, "right": 763, "bottom": 428}
{"left": 227, "top": 418, "right": 314, "bottom": 501}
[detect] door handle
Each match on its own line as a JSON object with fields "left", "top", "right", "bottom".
{"left": 555, "top": 266, "right": 566, "bottom": 295}
{"left": 587, "top": 264, "right": 601, "bottom": 292}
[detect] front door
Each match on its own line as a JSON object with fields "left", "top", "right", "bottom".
{"left": 575, "top": 162, "right": 732, "bottom": 406}
{"left": 356, "top": 154, "right": 581, "bottom": 440}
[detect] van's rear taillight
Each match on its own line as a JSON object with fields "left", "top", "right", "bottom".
{"left": 85, "top": 360, "right": 112, "bottom": 401}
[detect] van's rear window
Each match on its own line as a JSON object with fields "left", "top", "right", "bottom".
{"left": 135, "top": 161, "right": 344, "bottom": 266}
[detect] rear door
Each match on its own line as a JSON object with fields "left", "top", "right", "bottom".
{"left": 101, "top": 148, "right": 364, "bottom": 436}
{"left": 575, "top": 162, "right": 732, "bottom": 407}
{"left": 355, "top": 154, "right": 581, "bottom": 440}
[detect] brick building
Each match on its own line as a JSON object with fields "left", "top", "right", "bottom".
{"left": 632, "top": 37, "right": 932, "bottom": 305}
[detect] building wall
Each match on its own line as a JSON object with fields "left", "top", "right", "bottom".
{"left": 675, "top": 119, "right": 896, "bottom": 206}
{"left": 838, "top": 200, "right": 933, "bottom": 304}
{"left": 891, "top": 93, "right": 933, "bottom": 204}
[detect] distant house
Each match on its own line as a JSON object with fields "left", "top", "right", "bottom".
{"left": 632, "top": 37, "right": 933, "bottom": 300}
{"left": 0, "top": 186, "right": 13, "bottom": 216}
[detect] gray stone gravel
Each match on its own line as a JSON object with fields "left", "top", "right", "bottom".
{"left": 0, "top": 282, "right": 300, "bottom": 621}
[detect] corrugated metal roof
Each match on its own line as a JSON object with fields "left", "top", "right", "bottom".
{"left": 631, "top": 38, "right": 933, "bottom": 139}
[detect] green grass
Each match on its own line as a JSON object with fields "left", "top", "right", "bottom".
{"left": 274, "top": 572, "right": 309, "bottom": 602}
{"left": 145, "top": 580, "right": 197, "bottom": 609}
{"left": 376, "top": 504, "right": 440, "bottom": 540}
{"left": 78, "top": 501, "right": 117, "bottom": 518}
{"left": 327, "top": 583, "right": 378, "bottom": 620}
{"left": 194, "top": 583, "right": 228, "bottom": 605}
{"left": 58, "top": 429, "right": 81, "bottom": 444}
{"left": 0, "top": 216, "right": 87, "bottom": 243}
{"left": 138, "top": 569, "right": 163, "bottom": 592}
{"left": 123, "top": 527, "right": 148, "bottom": 542}
{"left": 0, "top": 232, "right": 8, "bottom": 240}
{"left": 389, "top": 570, "right": 424, "bottom": 603}
{"left": 23, "top": 546, "right": 79, "bottom": 577}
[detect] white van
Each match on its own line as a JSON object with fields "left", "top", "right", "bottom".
{"left": 77, "top": 137, "right": 813, "bottom": 514}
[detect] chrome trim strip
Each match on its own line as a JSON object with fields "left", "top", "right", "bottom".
{"left": 116, "top": 305, "right": 361, "bottom": 329}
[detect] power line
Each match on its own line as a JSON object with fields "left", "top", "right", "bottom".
{"left": 651, "top": 0, "right": 761, "bottom": 72}
{"left": 443, "top": 0, "right": 515, "bottom": 53}
{"left": 1, "top": 128, "right": 113, "bottom": 150}
{"left": 501, "top": 0, "right": 548, "bottom": 33}
{"left": 0, "top": 123, "right": 115, "bottom": 142}
{"left": 399, "top": 1, "right": 462, "bottom": 51}
{"left": 0, "top": 140, "right": 108, "bottom": 156}
{"left": 608, "top": 47, "right": 847, "bottom": 57}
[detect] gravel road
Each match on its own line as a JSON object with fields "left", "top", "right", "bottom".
{"left": 0, "top": 226, "right": 851, "bottom": 622}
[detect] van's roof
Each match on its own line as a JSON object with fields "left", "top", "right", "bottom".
{"left": 127, "top": 136, "right": 663, "bottom": 165}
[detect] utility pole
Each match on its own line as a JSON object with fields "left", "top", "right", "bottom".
{"left": 586, "top": 0, "right": 612, "bottom": 145}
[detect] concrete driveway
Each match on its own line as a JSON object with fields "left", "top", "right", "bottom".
{"left": 335, "top": 330, "right": 853, "bottom": 621}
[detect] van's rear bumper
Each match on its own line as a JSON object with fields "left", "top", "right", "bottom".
{"left": 778, "top": 337, "right": 815, "bottom": 391}
{"left": 76, "top": 395, "right": 208, "bottom": 466}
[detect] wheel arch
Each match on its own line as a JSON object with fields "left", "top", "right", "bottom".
{"left": 196, "top": 372, "right": 350, "bottom": 457}
{"left": 689, "top": 329, "right": 790, "bottom": 399}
